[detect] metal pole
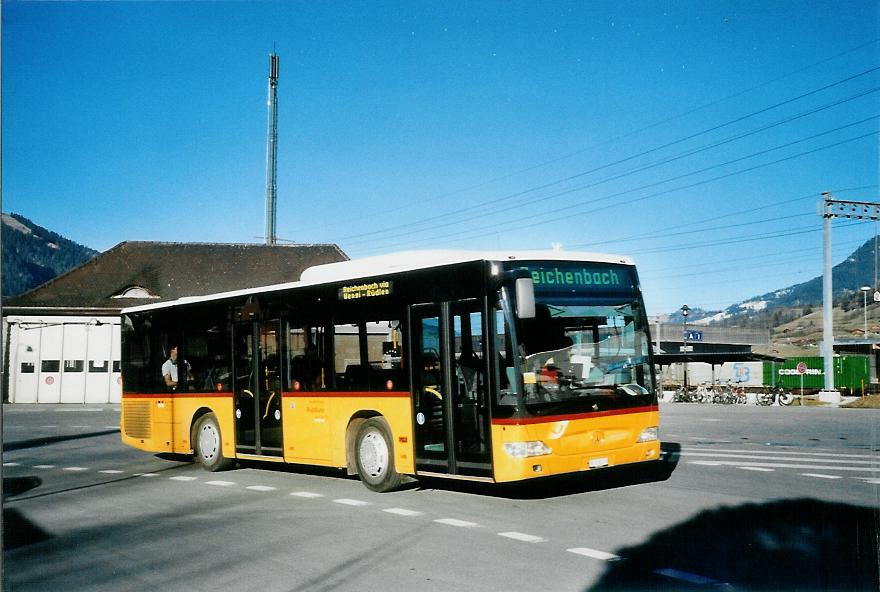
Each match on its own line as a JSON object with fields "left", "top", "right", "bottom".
{"left": 822, "top": 195, "right": 835, "bottom": 393}
{"left": 683, "top": 322, "right": 688, "bottom": 392}
{"left": 681, "top": 305, "right": 689, "bottom": 392}
{"left": 265, "top": 53, "right": 279, "bottom": 246}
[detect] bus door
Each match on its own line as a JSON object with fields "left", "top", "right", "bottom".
{"left": 410, "top": 301, "right": 492, "bottom": 478}
{"left": 233, "top": 320, "right": 283, "bottom": 457}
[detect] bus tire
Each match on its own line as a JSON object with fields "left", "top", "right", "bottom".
{"left": 192, "top": 413, "right": 233, "bottom": 472}
{"left": 354, "top": 417, "right": 402, "bottom": 492}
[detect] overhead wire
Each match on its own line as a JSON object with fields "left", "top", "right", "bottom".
{"left": 304, "top": 38, "right": 880, "bottom": 235}
{"left": 644, "top": 225, "right": 875, "bottom": 274}
{"left": 334, "top": 65, "right": 880, "bottom": 244}
{"left": 362, "top": 88, "right": 880, "bottom": 250}
{"left": 356, "top": 127, "right": 879, "bottom": 252}
{"left": 585, "top": 185, "right": 879, "bottom": 248}
{"left": 309, "top": 46, "right": 879, "bottom": 313}
{"left": 344, "top": 90, "right": 879, "bottom": 251}
{"left": 627, "top": 220, "right": 866, "bottom": 256}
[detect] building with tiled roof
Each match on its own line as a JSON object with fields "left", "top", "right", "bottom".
{"left": 3, "top": 241, "right": 348, "bottom": 403}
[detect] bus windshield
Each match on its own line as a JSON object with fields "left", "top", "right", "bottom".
{"left": 502, "top": 262, "right": 656, "bottom": 416}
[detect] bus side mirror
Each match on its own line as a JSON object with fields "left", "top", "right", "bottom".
{"left": 515, "top": 278, "right": 535, "bottom": 319}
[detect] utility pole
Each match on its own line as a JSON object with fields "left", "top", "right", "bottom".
{"left": 265, "top": 53, "right": 280, "bottom": 246}
{"left": 820, "top": 193, "right": 880, "bottom": 404}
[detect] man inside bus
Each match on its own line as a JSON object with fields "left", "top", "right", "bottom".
{"left": 162, "top": 345, "right": 192, "bottom": 391}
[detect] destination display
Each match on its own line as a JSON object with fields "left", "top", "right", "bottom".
{"left": 338, "top": 280, "right": 393, "bottom": 301}
{"left": 514, "top": 262, "right": 636, "bottom": 295}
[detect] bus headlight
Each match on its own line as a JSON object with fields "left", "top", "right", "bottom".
{"left": 503, "top": 441, "right": 552, "bottom": 458}
{"left": 637, "top": 427, "right": 659, "bottom": 443}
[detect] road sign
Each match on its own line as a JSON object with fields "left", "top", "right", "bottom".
{"left": 679, "top": 345, "right": 693, "bottom": 352}
{"left": 683, "top": 330, "right": 703, "bottom": 342}
{"left": 874, "top": 291, "right": 880, "bottom": 302}
{"left": 796, "top": 362, "right": 808, "bottom": 375}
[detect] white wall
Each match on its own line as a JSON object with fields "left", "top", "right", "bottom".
{"left": 5, "top": 315, "right": 121, "bottom": 404}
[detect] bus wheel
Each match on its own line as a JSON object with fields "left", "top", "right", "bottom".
{"left": 192, "top": 413, "right": 233, "bottom": 472}
{"left": 354, "top": 417, "right": 402, "bottom": 492}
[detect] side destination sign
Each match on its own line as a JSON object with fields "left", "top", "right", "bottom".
{"left": 517, "top": 263, "right": 634, "bottom": 293}
{"left": 339, "top": 280, "right": 392, "bottom": 301}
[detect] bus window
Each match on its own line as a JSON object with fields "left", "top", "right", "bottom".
{"left": 370, "top": 320, "right": 406, "bottom": 391}
{"left": 334, "top": 323, "right": 364, "bottom": 389}
{"left": 287, "top": 325, "right": 326, "bottom": 392}
{"left": 453, "top": 304, "right": 488, "bottom": 462}
{"left": 495, "top": 308, "right": 517, "bottom": 406}
{"left": 333, "top": 320, "right": 407, "bottom": 391}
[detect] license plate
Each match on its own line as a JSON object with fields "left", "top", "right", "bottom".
{"left": 588, "top": 457, "right": 609, "bottom": 469}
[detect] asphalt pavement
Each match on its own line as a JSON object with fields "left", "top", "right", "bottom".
{"left": 2, "top": 402, "right": 878, "bottom": 591}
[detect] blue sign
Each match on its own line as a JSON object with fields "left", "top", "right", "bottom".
{"left": 684, "top": 330, "right": 703, "bottom": 342}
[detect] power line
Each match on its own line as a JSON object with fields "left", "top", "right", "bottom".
{"left": 305, "top": 39, "right": 880, "bottom": 235}
{"left": 628, "top": 219, "right": 867, "bottom": 256}
{"left": 334, "top": 65, "right": 880, "bottom": 244}
{"left": 355, "top": 129, "right": 879, "bottom": 252}
{"left": 392, "top": 88, "right": 879, "bottom": 247}
{"left": 586, "top": 185, "right": 878, "bottom": 248}
{"left": 644, "top": 232, "right": 873, "bottom": 275}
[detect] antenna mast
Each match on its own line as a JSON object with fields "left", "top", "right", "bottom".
{"left": 265, "top": 52, "right": 280, "bottom": 245}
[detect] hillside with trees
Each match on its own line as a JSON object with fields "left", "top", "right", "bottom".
{"left": 2, "top": 213, "right": 98, "bottom": 297}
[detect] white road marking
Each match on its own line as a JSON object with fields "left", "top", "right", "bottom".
{"left": 567, "top": 547, "right": 621, "bottom": 561}
{"left": 860, "top": 478, "right": 880, "bottom": 484}
{"left": 138, "top": 473, "right": 160, "bottom": 477}
{"left": 3, "top": 463, "right": 20, "bottom": 467}
{"left": 34, "top": 465, "right": 56, "bottom": 469}
{"left": 685, "top": 446, "right": 880, "bottom": 473}
{"left": 801, "top": 473, "right": 843, "bottom": 479}
{"left": 738, "top": 467, "right": 775, "bottom": 472}
{"left": 383, "top": 508, "right": 423, "bottom": 517}
{"left": 205, "top": 480, "right": 236, "bottom": 487}
{"left": 63, "top": 467, "right": 88, "bottom": 471}
{"left": 688, "top": 461, "right": 878, "bottom": 472}
{"left": 104, "top": 425, "right": 121, "bottom": 429}
{"left": 655, "top": 568, "right": 724, "bottom": 586}
{"left": 38, "top": 425, "right": 59, "bottom": 429}
{"left": 498, "top": 532, "right": 546, "bottom": 543}
{"left": 683, "top": 448, "right": 876, "bottom": 460}
{"left": 99, "top": 470, "right": 124, "bottom": 474}
{"left": 246, "top": 485, "right": 277, "bottom": 492}
{"left": 683, "top": 452, "right": 878, "bottom": 465}
{"left": 169, "top": 476, "right": 197, "bottom": 481}
{"left": 434, "top": 518, "right": 478, "bottom": 528}
{"left": 333, "top": 498, "right": 369, "bottom": 507}
{"left": 290, "top": 491, "right": 323, "bottom": 498}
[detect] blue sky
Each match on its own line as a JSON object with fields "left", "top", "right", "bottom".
{"left": 4, "top": 1, "right": 879, "bottom": 315}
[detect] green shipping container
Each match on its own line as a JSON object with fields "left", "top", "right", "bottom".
{"left": 763, "top": 356, "right": 870, "bottom": 391}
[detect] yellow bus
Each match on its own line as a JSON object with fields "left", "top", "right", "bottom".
{"left": 120, "top": 250, "right": 660, "bottom": 491}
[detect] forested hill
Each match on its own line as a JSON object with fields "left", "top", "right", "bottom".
{"left": 665, "top": 237, "right": 879, "bottom": 328}
{"left": 2, "top": 213, "right": 99, "bottom": 297}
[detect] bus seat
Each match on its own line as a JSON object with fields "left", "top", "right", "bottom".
{"left": 344, "top": 364, "right": 371, "bottom": 390}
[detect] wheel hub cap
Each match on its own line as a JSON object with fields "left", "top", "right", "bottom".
{"left": 199, "top": 424, "right": 218, "bottom": 461}
{"left": 359, "top": 430, "right": 388, "bottom": 478}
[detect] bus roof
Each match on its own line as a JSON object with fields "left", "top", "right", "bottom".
{"left": 121, "top": 249, "right": 635, "bottom": 314}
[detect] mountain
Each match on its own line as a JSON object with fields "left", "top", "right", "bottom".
{"left": 672, "top": 237, "right": 879, "bottom": 329}
{"left": 2, "top": 213, "right": 99, "bottom": 297}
